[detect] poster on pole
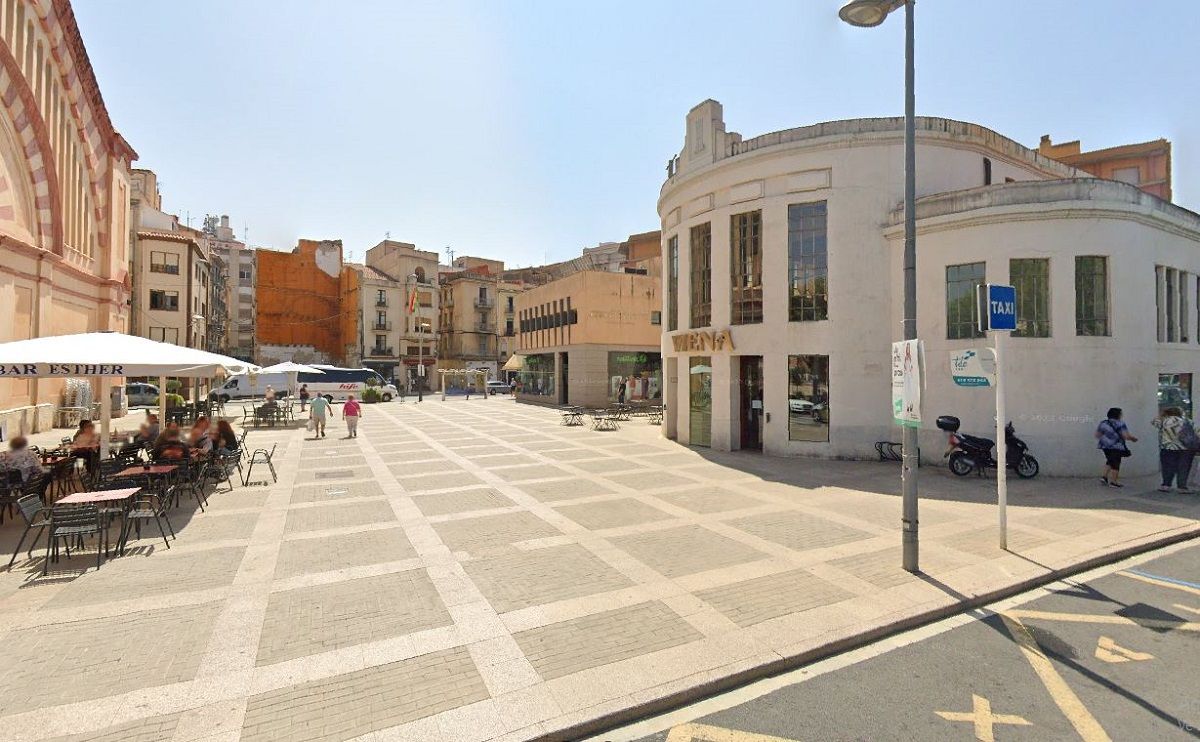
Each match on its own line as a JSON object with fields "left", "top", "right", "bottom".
{"left": 891, "top": 339, "right": 922, "bottom": 427}
{"left": 949, "top": 348, "right": 996, "bottom": 387}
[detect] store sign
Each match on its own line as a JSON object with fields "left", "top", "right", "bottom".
{"left": 670, "top": 329, "right": 735, "bottom": 352}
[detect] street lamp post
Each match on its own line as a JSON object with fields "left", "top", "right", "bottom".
{"left": 840, "top": 0, "right": 919, "bottom": 572}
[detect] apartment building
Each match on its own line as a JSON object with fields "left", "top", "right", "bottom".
{"left": 256, "top": 239, "right": 358, "bottom": 366}
{"left": 358, "top": 240, "right": 439, "bottom": 389}
{"left": 438, "top": 259, "right": 522, "bottom": 380}
{"left": 202, "top": 214, "right": 256, "bottom": 361}
{"left": 129, "top": 169, "right": 211, "bottom": 352}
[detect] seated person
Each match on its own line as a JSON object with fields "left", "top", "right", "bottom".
{"left": 214, "top": 420, "right": 239, "bottom": 454}
{"left": 153, "top": 424, "right": 190, "bottom": 461}
{"left": 71, "top": 419, "right": 100, "bottom": 473}
{"left": 0, "top": 436, "right": 46, "bottom": 482}
{"left": 188, "top": 416, "right": 213, "bottom": 455}
{"left": 143, "top": 412, "right": 161, "bottom": 443}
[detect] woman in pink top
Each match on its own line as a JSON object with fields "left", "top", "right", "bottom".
{"left": 343, "top": 395, "right": 362, "bottom": 438}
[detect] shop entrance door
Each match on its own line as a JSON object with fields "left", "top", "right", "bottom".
{"left": 739, "top": 355, "right": 764, "bottom": 450}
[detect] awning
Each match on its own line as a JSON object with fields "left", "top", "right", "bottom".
{"left": 502, "top": 354, "right": 525, "bottom": 371}
{"left": 0, "top": 332, "right": 256, "bottom": 457}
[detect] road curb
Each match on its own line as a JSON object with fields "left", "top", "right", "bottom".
{"left": 535, "top": 522, "right": 1200, "bottom": 742}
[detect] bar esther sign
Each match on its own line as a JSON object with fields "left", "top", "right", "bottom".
{"left": 671, "top": 329, "right": 735, "bottom": 352}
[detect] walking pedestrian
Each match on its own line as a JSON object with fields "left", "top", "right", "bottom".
{"left": 343, "top": 394, "right": 361, "bottom": 438}
{"left": 298, "top": 384, "right": 310, "bottom": 412}
{"left": 1096, "top": 407, "right": 1136, "bottom": 488}
{"left": 308, "top": 394, "right": 330, "bottom": 438}
{"left": 1152, "top": 406, "right": 1195, "bottom": 493}
{"left": 617, "top": 378, "right": 627, "bottom": 404}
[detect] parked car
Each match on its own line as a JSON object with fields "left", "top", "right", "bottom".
{"left": 125, "top": 382, "right": 159, "bottom": 407}
{"left": 486, "top": 380, "right": 512, "bottom": 395}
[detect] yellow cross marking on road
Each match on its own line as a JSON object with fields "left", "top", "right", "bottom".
{"left": 1094, "top": 636, "right": 1153, "bottom": 663}
{"left": 1006, "top": 608, "right": 1200, "bottom": 633}
{"left": 664, "top": 723, "right": 801, "bottom": 742}
{"left": 1000, "top": 614, "right": 1112, "bottom": 741}
{"left": 936, "top": 694, "right": 1031, "bottom": 742}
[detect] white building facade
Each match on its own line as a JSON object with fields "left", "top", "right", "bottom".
{"left": 659, "top": 100, "right": 1200, "bottom": 476}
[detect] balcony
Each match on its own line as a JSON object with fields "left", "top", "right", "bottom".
{"left": 372, "top": 320, "right": 392, "bottom": 331}
{"left": 474, "top": 297, "right": 493, "bottom": 309}
{"left": 150, "top": 263, "right": 180, "bottom": 275}
{"left": 476, "top": 322, "right": 497, "bottom": 333}
{"left": 368, "top": 346, "right": 394, "bottom": 357}
{"left": 376, "top": 298, "right": 388, "bottom": 307}
{"left": 504, "top": 305, "right": 515, "bottom": 315}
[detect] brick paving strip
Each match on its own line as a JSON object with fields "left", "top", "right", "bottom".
{"left": 0, "top": 401, "right": 1195, "bottom": 742}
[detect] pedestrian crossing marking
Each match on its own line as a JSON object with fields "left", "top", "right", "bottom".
{"left": 664, "top": 722, "right": 801, "bottom": 742}
{"left": 936, "top": 694, "right": 1030, "bottom": 742}
{"left": 1094, "top": 636, "right": 1153, "bottom": 664}
{"left": 1173, "top": 603, "right": 1200, "bottom": 616}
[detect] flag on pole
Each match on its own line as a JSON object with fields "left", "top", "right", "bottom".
{"left": 408, "top": 289, "right": 418, "bottom": 313}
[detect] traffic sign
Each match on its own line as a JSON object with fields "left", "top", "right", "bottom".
{"left": 982, "top": 284, "right": 1016, "bottom": 332}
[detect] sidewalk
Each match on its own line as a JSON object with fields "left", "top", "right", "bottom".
{"left": 0, "top": 398, "right": 1194, "bottom": 742}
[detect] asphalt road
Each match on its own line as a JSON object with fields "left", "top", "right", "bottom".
{"left": 613, "top": 541, "right": 1200, "bottom": 742}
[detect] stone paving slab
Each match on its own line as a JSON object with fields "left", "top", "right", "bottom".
{"left": 2, "top": 398, "right": 1197, "bottom": 742}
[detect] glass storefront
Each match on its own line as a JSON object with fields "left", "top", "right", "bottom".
{"left": 788, "top": 354, "right": 830, "bottom": 442}
{"left": 1158, "top": 372, "right": 1193, "bottom": 416}
{"left": 608, "top": 351, "right": 662, "bottom": 402}
{"left": 517, "top": 353, "right": 556, "bottom": 398}
{"left": 689, "top": 356, "right": 712, "bottom": 446}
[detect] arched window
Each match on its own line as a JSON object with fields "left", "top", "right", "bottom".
{"left": 414, "top": 266, "right": 426, "bottom": 283}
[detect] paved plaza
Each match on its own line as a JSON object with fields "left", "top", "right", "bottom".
{"left": 0, "top": 398, "right": 1197, "bottom": 742}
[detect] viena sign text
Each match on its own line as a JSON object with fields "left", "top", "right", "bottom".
{"left": 0, "top": 364, "right": 127, "bottom": 377}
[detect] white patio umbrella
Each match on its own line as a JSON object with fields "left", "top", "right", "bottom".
{"left": 0, "top": 332, "right": 256, "bottom": 458}
{"left": 256, "top": 361, "right": 325, "bottom": 397}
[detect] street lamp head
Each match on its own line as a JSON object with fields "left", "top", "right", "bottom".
{"left": 839, "top": 0, "right": 902, "bottom": 27}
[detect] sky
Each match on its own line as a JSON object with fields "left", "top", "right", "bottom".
{"left": 75, "top": 0, "right": 1199, "bottom": 267}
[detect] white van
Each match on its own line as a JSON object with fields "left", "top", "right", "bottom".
{"left": 298, "top": 366, "right": 399, "bottom": 402}
{"left": 210, "top": 372, "right": 291, "bottom": 402}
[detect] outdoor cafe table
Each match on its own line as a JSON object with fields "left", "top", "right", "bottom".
{"left": 55, "top": 487, "right": 142, "bottom": 555}
{"left": 117, "top": 464, "right": 178, "bottom": 478}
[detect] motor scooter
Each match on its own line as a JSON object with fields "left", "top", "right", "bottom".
{"left": 937, "top": 415, "right": 1039, "bottom": 478}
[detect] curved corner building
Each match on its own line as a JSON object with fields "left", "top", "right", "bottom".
{"left": 658, "top": 99, "right": 1200, "bottom": 476}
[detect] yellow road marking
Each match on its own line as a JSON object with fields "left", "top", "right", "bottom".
{"left": 1000, "top": 613, "right": 1112, "bottom": 742}
{"left": 1094, "top": 636, "right": 1153, "bottom": 663}
{"left": 665, "top": 722, "right": 802, "bottom": 742}
{"left": 1006, "top": 608, "right": 1200, "bottom": 633}
{"left": 1119, "top": 570, "right": 1200, "bottom": 596}
{"left": 936, "top": 694, "right": 1030, "bottom": 742}
{"left": 1173, "top": 603, "right": 1200, "bottom": 616}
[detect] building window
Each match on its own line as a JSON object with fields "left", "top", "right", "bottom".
{"left": 689, "top": 222, "right": 712, "bottom": 328}
{"left": 506, "top": 295, "right": 514, "bottom": 312}
{"left": 149, "top": 290, "right": 179, "bottom": 311}
{"left": 667, "top": 235, "right": 679, "bottom": 331}
{"left": 376, "top": 289, "right": 387, "bottom": 306}
{"left": 608, "top": 352, "right": 662, "bottom": 402}
{"left": 148, "top": 327, "right": 179, "bottom": 344}
{"left": 788, "top": 201, "right": 828, "bottom": 322}
{"left": 650, "top": 311, "right": 662, "bottom": 325}
{"left": 1112, "top": 166, "right": 1140, "bottom": 186}
{"left": 477, "top": 335, "right": 490, "bottom": 355}
{"left": 518, "top": 353, "right": 556, "bottom": 397}
{"left": 945, "top": 263, "right": 985, "bottom": 339}
{"left": 731, "top": 210, "right": 763, "bottom": 325}
{"left": 150, "top": 251, "right": 179, "bottom": 274}
{"left": 374, "top": 334, "right": 387, "bottom": 351}
{"left": 788, "top": 355, "right": 830, "bottom": 442}
{"left": 1075, "top": 256, "right": 1109, "bottom": 336}
{"left": 983, "top": 157, "right": 992, "bottom": 186}
{"left": 1157, "top": 266, "right": 1190, "bottom": 343}
{"left": 1160, "top": 374, "right": 1194, "bottom": 416}
{"left": 505, "top": 318, "right": 514, "bottom": 336}
{"left": 689, "top": 357, "right": 712, "bottom": 447}
{"left": 1010, "top": 258, "right": 1050, "bottom": 338}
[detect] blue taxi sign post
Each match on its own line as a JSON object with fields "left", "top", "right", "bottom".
{"left": 979, "top": 283, "right": 1015, "bottom": 549}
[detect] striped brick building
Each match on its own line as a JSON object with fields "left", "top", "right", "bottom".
{"left": 0, "top": 0, "right": 137, "bottom": 433}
